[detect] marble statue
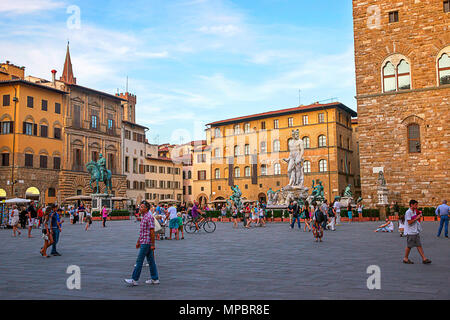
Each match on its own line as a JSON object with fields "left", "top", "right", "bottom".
{"left": 378, "top": 171, "right": 386, "bottom": 186}
{"left": 283, "top": 129, "right": 305, "bottom": 188}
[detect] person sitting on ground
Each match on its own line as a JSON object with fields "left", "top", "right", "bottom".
{"left": 374, "top": 219, "right": 394, "bottom": 232}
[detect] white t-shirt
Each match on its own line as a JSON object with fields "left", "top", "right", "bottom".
{"left": 333, "top": 202, "right": 341, "bottom": 213}
{"left": 168, "top": 206, "right": 178, "bottom": 220}
{"left": 404, "top": 208, "right": 420, "bottom": 235}
{"left": 387, "top": 221, "right": 394, "bottom": 232}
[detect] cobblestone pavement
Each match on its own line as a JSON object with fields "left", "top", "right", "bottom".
{"left": 0, "top": 219, "right": 448, "bottom": 300}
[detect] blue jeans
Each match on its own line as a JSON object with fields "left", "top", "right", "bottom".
{"left": 291, "top": 216, "right": 301, "bottom": 229}
{"left": 437, "top": 215, "right": 449, "bottom": 237}
{"left": 132, "top": 244, "right": 159, "bottom": 281}
{"left": 51, "top": 228, "right": 60, "bottom": 254}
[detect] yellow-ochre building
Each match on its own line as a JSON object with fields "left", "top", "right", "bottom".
{"left": 0, "top": 61, "right": 66, "bottom": 202}
{"left": 205, "top": 102, "right": 360, "bottom": 205}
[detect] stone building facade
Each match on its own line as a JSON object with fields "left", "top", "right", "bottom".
{"left": 353, "top": 0, "right": 450, "bottom": 208}
{"left": 119, "top": 92, "right": 148, "bottom": 207}
{"left": 144, "top": 143, "right": 183, "bottom": 204}
{"left": 206, "top": 102, "right": 359, "bottom": 204}
{"left": 0, "top": 62, "right": 67, "bottom": 203}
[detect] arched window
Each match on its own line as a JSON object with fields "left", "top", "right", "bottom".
{"left": 274, "top": 163, "right": 281, "bottom": 175}
{"left": 383, "top": 61, "right": 396, "bottom": 92}
{"left": 382, "top": 57, "right": 411, "bottom": 92}
{"left": 215, "top": 168, "right": 220, "bottom": 179}
{"left": 234, "top": 145, "right": 240, "bottom": 156}
{"left": 273, "top": 140, "right": 280, "bottom": 152}
{"left": 397, "top": 60, "right": 411, "bottom": 90}
{"left": 318, "top": 135, "right": 327, "bottom": 148}
{"left": 234, "top": 167, "right": 241, "bottom": 178}
{"left": 302, "top": 136, "right": 310, "bottom": 149}
{"left": 319, "top": 160, "right": 327, "bottom": 173}
{"left": 261, "top": 165, "right": 267, "bottom": 176}
{"left": 244, "top": 166, "right": 251, "bottom": 177}
{"left": 244, "top": 144, "right": 250, "bottom": 155}
{"left": 438, "top": 53, "right": 450, "bottom": 85}
{"left": 303, "top": 161, "right": 311, "bottom": 173}
{"left": 407, "top": 124, "right": 421, "bottom": 153}
{"left": 260, "top": 141, "right": 267, "bottom": 153}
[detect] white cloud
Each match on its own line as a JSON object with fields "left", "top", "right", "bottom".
{"left": 198, "top": 24, "right": 241, "bottom": 36}
{"left": 0, "top": 0, "right": 65, "bottom": 14}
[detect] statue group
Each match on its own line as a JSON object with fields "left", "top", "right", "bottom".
{"left": 227, "top": 185, "right": 243, "bottom": 211}
{"left": 267, "top": 130, "right": 309, "bottom": 207}
{"left": 86, "top": 154, "right": 113, "bottom": 194}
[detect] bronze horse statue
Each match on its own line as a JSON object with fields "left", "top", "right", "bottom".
{"left": 86, "top": 161, "right": 113, "bottom": 194}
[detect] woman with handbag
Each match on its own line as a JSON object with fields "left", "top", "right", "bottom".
{"left": 302, "top": 201, "right": 311, "bottom": 232}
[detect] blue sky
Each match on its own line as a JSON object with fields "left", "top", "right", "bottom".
{"left": 0, "top": 0, "right": 356, "bottom": 144}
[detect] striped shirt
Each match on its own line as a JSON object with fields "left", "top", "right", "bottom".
{"left": 139, "top": 211, "right": 155, "bottom": 245}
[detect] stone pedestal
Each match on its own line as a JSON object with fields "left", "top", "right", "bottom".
{"left": 378, "top": 205, "right": 387, "bottom": 221}
{"left": 91, "top": 194, "right": 113, "bottom": 211}
{"left": 340, "top": 197, "right": 354, "bottom": 208}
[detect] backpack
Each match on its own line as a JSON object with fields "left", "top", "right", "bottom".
{"left": 328, "top": 207, "right": 335, "bottom": 217}
{"left": 315, "top": 209, "right": 325, "bottom": 223}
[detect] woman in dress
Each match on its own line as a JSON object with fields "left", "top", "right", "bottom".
{"left": 40, "top": 207, "right": 53, "bottom": 257}
{"left": 302, "top": 201, "right": 311, "bottom": 232}
{"left": 311, "top": 203, "right": 323, "bottom": 242}
{"left": 10, "top": 205, "right": 21, "bottom": 237}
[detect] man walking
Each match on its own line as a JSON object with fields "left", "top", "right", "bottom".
{"left": 320, "top": 200, "right": 329, "bottom": 230}
{"left": 435, "top": 200, "right": 449, "bottom": 238}
{"left": 50, "top": 205, "right": 62, "bottom": 256}
{"left": 333, "top": 199, "right": 341, "bottom": 225}
{"left": 290, "top": 201, "right": 301, "bottom": 230}
{"left": 403, "top": 200, "right": 431, "bottom": 264}
{"left": 125, "top": 201, "right": 159, "bottom": 286}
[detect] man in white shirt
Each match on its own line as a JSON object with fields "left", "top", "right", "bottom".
{"left": 333, "top": 200, "right": 341, "bottom": 225}
{"left": 167, "top": 204, "right": 178, "bottom": 240}
{"left": 403, "top": 200, "right": 431, "bottom": 265}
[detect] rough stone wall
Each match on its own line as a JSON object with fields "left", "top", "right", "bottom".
{"left": 353, "top": 0, "right": 450, "bottom": 207}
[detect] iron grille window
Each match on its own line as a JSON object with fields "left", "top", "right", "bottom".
{"left": 40, "top": 155, "right": 47, "bottom": 168}
{"left": 25, "top": 154, "right": 33, "bottom": 167}
{"left": 53, "top": 157, "right": 61, "bottom": 170}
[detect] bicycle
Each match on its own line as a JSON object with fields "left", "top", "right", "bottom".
{"left": 184, "top": 215, "right": 216, "bottom": 234}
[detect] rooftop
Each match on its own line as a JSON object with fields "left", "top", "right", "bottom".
{"left": 206, "top": 102, "right": 357, "bottom": 127}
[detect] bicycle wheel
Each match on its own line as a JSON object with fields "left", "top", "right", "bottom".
{"left": 203, "top": 221, "right": 216, "bottom": 233}
{"left": 184, "top": 221, "right": 197, "bottom": 234}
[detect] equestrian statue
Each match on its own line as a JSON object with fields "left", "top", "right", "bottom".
{"left": 86, "top": 153, "right": 113, "bottom": 194}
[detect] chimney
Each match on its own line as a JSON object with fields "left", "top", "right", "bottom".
{"left": 51, "top": 70, "right": 57, "bottom": 87}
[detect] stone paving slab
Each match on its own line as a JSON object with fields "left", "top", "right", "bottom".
{"left": 0, "top": 219, "right": 449, "bottom": 300}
